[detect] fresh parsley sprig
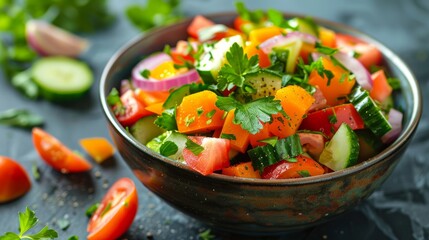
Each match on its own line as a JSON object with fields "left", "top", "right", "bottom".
{"left": 0, "top": 207, "right": 58, "bottom": 240}
{"left": 235, "top": 1, "right": 265, "bottom": 24}
{"left": 216, "top": 96, "right": 282, "bottom": 134}
{"left": 217, "top": 42, "right": 260, "bottom": 91}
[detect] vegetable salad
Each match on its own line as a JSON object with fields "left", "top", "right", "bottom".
{"left": 108, "top": 3, "right": 402, "bottom": 179}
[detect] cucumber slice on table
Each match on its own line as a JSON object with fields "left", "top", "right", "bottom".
{"left": 319, "top": 123, "right": 360, "bottom": 171}
{"left": 31, "top": 56, "right": 93, "bottom": 102}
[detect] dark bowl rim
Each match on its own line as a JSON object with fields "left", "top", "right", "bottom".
{"left": 100, "top": 12, "right": 422, "bottom": 186}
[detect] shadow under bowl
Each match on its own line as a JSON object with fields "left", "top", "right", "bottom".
{"left": 100, "top": 13, "right": 422, "bottom": 235}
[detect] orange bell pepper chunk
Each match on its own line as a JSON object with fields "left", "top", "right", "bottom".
{"left": 79, "top": 138, "right": 116, "bottom": 163}
{"left": 222, "top": 162, "right": 261, "bottom": 179}
{"left": 220, "top": 110, "right": 250, "bottom": 153}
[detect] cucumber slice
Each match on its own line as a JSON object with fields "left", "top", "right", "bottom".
{"left": 271, "top": 39, "right": 303, "bottom": 73}
{"left": 319, "top": 123, "right": 360, "bottom": 171}
{"left": 146, "top": 130, "right": 187, "bottom": 161}
{"left": 131, "top": 115, "right": 164, "bottom": 144}
{"left": 196, "top": 35, "right": 244, "bottom": 84}
{"left": 31, "top": 56, "right": 93, "bottom": 101}
{"left": 244, "top": 69, "right": 283, "bottom": 100}
{"left": 349, "top": 86, "right": 392, "bottom": 137}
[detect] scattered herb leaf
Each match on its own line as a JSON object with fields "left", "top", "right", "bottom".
{"left": 0, "top": 109, "right": 44, "bottom": 128}
{"left": 154, "top": 108, "right": 178, "bottom": 130}
{"left": 56, "top": 219, "right": 70, "bottom": 231}
{"left": 298, "top": 170, "right": 311, "bottom": 177}
{"left": 32, "top": 162, "right": 40, "bottom": 181}
{"left": 159, "top": 140, "right": 179, "bottom": 157}
{"left": 198, "top": 229, "right": 215, "bottom": 240}
{"left": 140, "top": 69, "right": 151, "bottom": 79}
{"left": 220, "top": 133, "right": 236, "bottom": 140}
{"left": 85, "top": 203, "right": 100, "bottom": 218}
{"left": 185, "top": 139, "right": 204, "bottom": 156}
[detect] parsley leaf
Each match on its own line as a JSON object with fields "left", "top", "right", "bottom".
{"left": 235, "top": 2, "right": 265, "bottom": 24}
{"left": 185, "top": 139, "right": 204, "bottom": 156}
{"left": 267, "top": 9, "right": 295, "bottom": 29}
{"left": 86, "top": 203, "right": 100, "bottom": 218}
{"left": 220, "top": 133, "right": 236, "bottom": 140}
{"left": 297, "top": 170, "right": 311, "bottom": 177}
{"left": 315, "top": 42, "right": 338, "bottom": 55}
{"left": 159, "top": 140, "right": 179, "bottom": 157}
{"left": 0, "top": 207, "right": 58, "bottom": 240}
{"left": 216, "top": 96, "right": 282, "bottom": 134}
{"left": 0, "top": 109, "right": 44, "bottom": 128}
{"left": 217, "top": 43, "right": 260, "bottom": 91}
{"left": 154, "top": 108, "right": 178, "bottom": 131}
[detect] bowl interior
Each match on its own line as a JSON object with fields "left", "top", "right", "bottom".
{"left": 100, "top": 13, "right": 422, "bottom": 184}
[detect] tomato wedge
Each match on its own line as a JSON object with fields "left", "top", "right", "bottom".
{"left": 335, "top": 33, "right": 383, "bottom": 69}
{"left": 0, "top": 156, "right": 31, "bottom": 203}
{"left": 183, "top": 137, "right": 231, "bottom": 176}
{"left": 116, "top": 89, "right": 152, "bottom": 127}
{"left": 32, "top": 128, "right": 92, "bottom": 173}
{"left": 87, "top": 178, "right": 138, "bottom": 240}
{"left": 262, "top": 155, "right": 325, "bottom": 179}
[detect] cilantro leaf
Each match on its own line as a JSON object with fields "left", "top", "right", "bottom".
{"left": 218, "top": 43, "right": 260, "bottom": 91}
{"left": 19, "top": 207, "right": 38, "bottom": 235}
{"left": 159, "top": 140, "right": 179, "bottom": 157}
{"left": 27, "top": 226, "right": 58, "bottom": 239}
{"left": 216, "top": 96, "right": 282, "bottom": 134}
{"left": 0, "top": 232, "right": 20, "bottom": 240}
{"left": 154, "top": 108, "right": 178, "bottom": 131}
{"left": 198, "top": 229, "right": 215, "bottom": 240}
{"left": 185, "top": 139, "right": 204, "bottom": 156}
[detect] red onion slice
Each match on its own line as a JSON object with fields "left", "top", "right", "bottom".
{"left": 259, "top": 32, "right": 317, "bottom": 54}
{"left": 381, "top": 108, "right": 403, "bottom": 144}
{"left": 26, "top": 20, "right": 89, "bottom": 57}
{"left": 132, "top": 53, "right": 200, "bottom": 91}
{"left": 334, "top": 52, "right": 373, "bottom": 90}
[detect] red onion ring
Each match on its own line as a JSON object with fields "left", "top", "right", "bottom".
{"left": 259, "top": 32, "right": 317, "bottom": 54}
{"left": 334, "top": 52, "right": 373, "bottom": 90}
{"left": 132, "top": 53, "right": 200, "bottom": 91}
{"left": 381, "top": 108, "right": 403, "bottom": 144}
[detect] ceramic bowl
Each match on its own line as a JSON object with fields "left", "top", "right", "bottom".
{"left": 100, "top": 13, "right": 422, "bottom": 235}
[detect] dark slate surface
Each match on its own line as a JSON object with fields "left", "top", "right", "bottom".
{"left": 1, "top": 0, "right": 429, "bottom": 239}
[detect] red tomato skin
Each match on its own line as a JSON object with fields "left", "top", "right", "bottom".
{"left": 299, "top": 104, "right": 365, "bottom": 138}
{"left": 32, "top": 128, "right": 92, "bottom": 173}
{"left": 262, "top": 155, "right": 325, "bottom": 179}
{"left": 87, "top": 178, "right": 138, "bottom": 240}
{"left": 183, "top": 137, "right": 231, "bottom": 175}
{"left": 370, "top": 70, "right": 392, "bottom": 103}
{"left": 187, "top": 15, "right": 215, "bottom": 38}
{"left": 116, "top": 90, "right": 150, "bottom": 126}
{"left": 0, "top": 156, "right": 31, "bottom": 203}
{"left": 335, "top": 34, "right": 383, "bottom": 69}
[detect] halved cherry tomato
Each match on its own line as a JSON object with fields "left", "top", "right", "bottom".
{"left": 0, "top": 156, "right": 31, "bottom": 203}
{"left": 116, "top": 89, "right": 152, "bottom": 126}
{"left": 299, "top": 104, "right": 365, "bottom": 138}
{"left": 335, "top": 34, "right": 383, "bottom": 69}
{"left": 262, "top": 155, "right": 325, "bottom": 179}
{"left": 187, "top": 15, "right": 214, "bottom": 38}
{"left": 183, "top": 137, "right": 231, "bottom": 175}
{"left": 32, "top": 128, "right": 92, "bottom": 173}
{"left": 87, "top": 178, "right": 138, "bottom": 240}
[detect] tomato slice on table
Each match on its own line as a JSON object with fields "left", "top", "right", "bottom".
{"left": 0, "top": 156, "right": 31, "bottom": 203}
{"left": 299, "top": 104, "right": 365, "bottom": 138}
{"left": 87, "top": 178, "right": 138, "bottom": 240}
{"left": 335, "top": 33, "right": 383, "bottom": 69}
{"left": 262, "top": 155, "right": 325, "bottom": 179}
{"left": 32, "top": 127, "right": 92, "bottom": 173}
{"left": 183, "top": 136, "right": 231, "bottom": 176}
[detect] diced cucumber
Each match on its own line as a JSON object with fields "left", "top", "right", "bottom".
{"left": 146, "top": 131, "right": 188, "bottom": 161}
{"left": 355, "top": 130, "right": 383, "bottom": 162}
{"left": 196, "top": 35, "right": 244, "bottom": 84}
{"left": 244, "top": 69, "right": 283, "bottom": 100}
{"left": 287, "top": 17, "right": 319, "bottom": 37}
{"left": 248, "top": 144, "right": 279, "bottom": 173}
{"left": 130, "top": 115, "right": 164, "bottom": 145}
{"left": 348, "top": 86, "right": 392, "bottom": 137}
{"left": 31, "top": 56, "right": 93, "bottom": 102}
{"left": 319, "top": 123, "right": 360, "bottom": 171}
{"left": 162, "top": 83, "right": 209, "bottom": 109}
{"left": 271, "top": 39, "right": 303, "bottom": 73}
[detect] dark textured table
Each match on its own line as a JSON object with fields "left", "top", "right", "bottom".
{"left": 1, "top": 0, "right": 428, "bottom": 239}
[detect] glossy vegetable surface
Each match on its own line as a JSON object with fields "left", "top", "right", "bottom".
{"left": 0, "top": 156, "right": 31, "bottom": 203}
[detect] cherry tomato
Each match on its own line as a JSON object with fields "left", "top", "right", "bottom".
{"left": 115, "top": 89, "right": 151, "bottom": 126}
{"left": 335, "top": 33, "right": 383, "bottom": 69}
{"left": 183, "top": 137, "right": 231, "bottom": 175}
{"left": 299, "top": 104, "right": 365, "bottom": 138}
{"left": 87, "top": 178, "right": 138, "bottom": 240}
{"left": 262, "top": 155, "right": 325, "bottom": 179}
{"left": 0, "top": 156, "right": 31, "bottom": 203}
{"left": 32, "top": 128, "right": 92, "bottom": 173}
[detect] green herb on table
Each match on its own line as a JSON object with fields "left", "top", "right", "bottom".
{"left": 198, "top": 229, "right": 215, "bottom": 240}
{"left": 0, "top": 109, "right": 44, "bottom": 128}
{"left": 56, "top": 218, "right": 70, "bottom": 231}
{"left": 86, "top": 203, "right": 100, "bottom": 218}
{"left": 126, "top": 0, "right": 183, "bottom": 31}
{"left": 0, "top": 207, "right": 58, "bottom": 240}
{"left": 32, "top": 162, "right": 41, "bottom": 181}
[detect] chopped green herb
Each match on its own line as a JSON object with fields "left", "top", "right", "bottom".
{"left": 140, "top": 69, "right": 151, "bottom": 79}
{"left": 328, "top": 114, "right": 337, "bottom": 124}
{"left": 106, "top": 88, "right": 125, "bottom": 116}
{"left": 11, "top": 70, "right": 40, "bottom": 99}
{"left": 196, "top": 107, "right": 204, "bottom": 116}
{"left": 297, "top": 170, "right": 311, "bottom": 177}
{"left": 56, "top": 219, "right": 70, "bottom": 231}
{"left": 286, "top": 157, "right": 298, "bottom": 163}
{"left": 100, "top": 202, "right": 112, "bottom": 218}
{"left": 258, "top": 136, "right": 278, "bottom": 147}
{"left": 315, "top": 42, "right": 338, "bottom": 56}
{"left": 185, "top": 139, "right": 204, "bottom": 156}
{"left": 206, "top": 119, "right": 212, "bottom": 125}
{"left": 206, "top": 109, "right": 216, "bottom": 119}
{"left": 217, "top": 43, "right": 260, "bottom": 91}
{"left": 68, "top": 236, "right": 79, "bottom": 240}
{"left": 220, "top": 133, "right": 236, "bottom": 140}
{"left": 154, "top": 108, "right": 178, "bottom": 130}
{"left": 216, "top": 96, "right": 282, "bottom": 134}
{"left": 0, "top": 207, "right": 58, "bottom": 240}
{"left": 159, "top": 140, "right": 179, "bottom": 157}
{"left": 32, "top": 163, "right": 40, "bottom": 181}
{"left": 0, "top": 109, "right": 44, "bottom": 128}
{"left": 85, "top": 203, "right": 100, "bottom": 218}
{"left": 185, "top": 115, "right": 195, "bottom": 127}
{"left": 387, "top": 77, "right": 401, "bottom": 90}
{"left": 163, "top": 44, "right": 172, "bottom": 55}
{"left": 198, "top": 229, "right": 215, "bottom": 240}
